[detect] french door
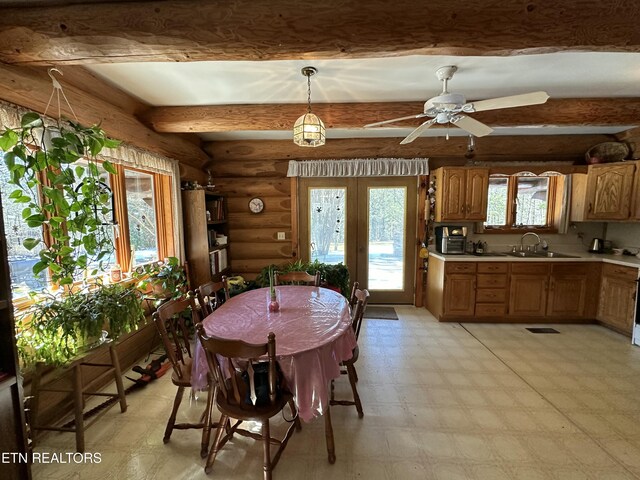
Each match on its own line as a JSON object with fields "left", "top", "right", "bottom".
{"left": 299, "top": 177, "right": 417, "bottom": 304}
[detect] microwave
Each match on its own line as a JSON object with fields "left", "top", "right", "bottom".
{"left": 435, "top": 226, "right": 468, "bottom": 254}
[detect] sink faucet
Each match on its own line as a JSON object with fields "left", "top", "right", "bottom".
{"left": 520, "top": 232, "right": 541, "bottom": 252}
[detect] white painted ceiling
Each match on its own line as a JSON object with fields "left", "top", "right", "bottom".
{"left": 87, "top": 52, "right": 640, "bottom": 141}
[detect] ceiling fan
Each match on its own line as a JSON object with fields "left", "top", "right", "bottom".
{"left": 364, "top": 65, "right": 549, "bottom": 144}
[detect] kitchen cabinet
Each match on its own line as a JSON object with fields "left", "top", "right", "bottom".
{"left": 509, "top": 263, "right": 550, "bottom": 317}
{"left": 182, "top": 189, "right": 230, "bottom": 289}
{"left": 585, "top": 162, "right": 635, "bottom": 220}
{"left": 598, "top": 263, "right": 638, "bottom": 335}
{"left": 475, "top": 263, "right": 509, "bottom": 317}
{"left": 433, "top": 167, "right": 489, "bottom": 222}
{"left": 632, "top": 161, "right": 640, "bottom": 220}
{"left": 547, "top": 263, "right": 597, "bottom": 318}
{"left": 442, "top": 262, "right": 476, "bottom": 317}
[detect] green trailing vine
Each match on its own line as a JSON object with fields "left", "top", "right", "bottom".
{"left": 0, "top": 112, "right": 121, "bottom": 286}
{"left": 15, "top": 282, "right": 144, "bottom": 367}
{"left": 132, "top": 256, "right": 188, "bottom": 300}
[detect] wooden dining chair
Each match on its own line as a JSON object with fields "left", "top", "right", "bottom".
{"left": 348, "top": 281, "right": 359, "bottom": 312}
{"left": 195, "top": 324, "right": 300, "bottom": 479}
{"left": 195, "top": 276, "right": 230, "bottom": 317}
{"left": 330, "top": 288, "right": 369, "bottom": 418}
{"left": 152, "top": 295, "right": 214, "bottom": 458}
{"left": 274, "top": 270, "right": 320, "bottom": 287}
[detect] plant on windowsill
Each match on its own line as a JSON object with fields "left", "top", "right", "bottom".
{"left": 132, "top": 256, "right": 188, "bottom": 301}
{"left": 15, "top": 281, "right": 144, "bottom": 367}
{"left": 0, "top": 111, "right": 140, "bottom": 368}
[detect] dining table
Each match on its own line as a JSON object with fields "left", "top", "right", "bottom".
{"left": 192, "top": 285, "right": 357, "bottom": 463}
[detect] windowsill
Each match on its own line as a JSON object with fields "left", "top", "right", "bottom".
{"left": 480, "top": 227, "right": 558, "bottom": 235}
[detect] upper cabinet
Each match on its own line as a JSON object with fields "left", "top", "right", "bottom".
{"left": 571, "top": 161, "right": 639, "bottom": 222}
{"left": 433, "top": 167, "right": 489, "bottom": 222}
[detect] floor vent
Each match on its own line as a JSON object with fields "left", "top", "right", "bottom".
{"left": 526, "top": 327, "right": 560, "bottom": 334}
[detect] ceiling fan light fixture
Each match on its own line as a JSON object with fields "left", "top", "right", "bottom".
{"left": 293, "top": 66, "right": 325, "bottom": 147}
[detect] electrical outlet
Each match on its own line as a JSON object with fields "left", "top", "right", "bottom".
{"left": 277, "top": 232, "right": 286, "bottom": 240}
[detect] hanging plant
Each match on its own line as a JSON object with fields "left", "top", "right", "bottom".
{"left": 0, "top": 112, "right": 121, "bottom": 286}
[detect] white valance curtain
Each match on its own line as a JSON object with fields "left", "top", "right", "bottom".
{"left": 0, "top": 100, "right": 184, "bottom": 262}
{"left": 287, "top": 158, "right": 429, "bottom": 177}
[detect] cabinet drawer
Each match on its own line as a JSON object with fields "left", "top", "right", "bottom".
{"left": 475, "top": 304, "right": 507, "bottom": 317}
{"left": 476, "top": 288, "right": 507, "bottom": 303}
{"left": 510, "top": 263, "right": 550, "bottom": 275}
{"left": 476, "top": 274, "right": 508, "bottom": 288}
{"left": 551, "top": 263, "right": 590, "bottom": 276}
{"left": 477, "top": 263, "right": 508, "bottom": 274}
{"left": 445, "top": 262, "right": 477, "bottom": 274}
{"left": 602, "top": 263, "right": 638, "bottom": 282}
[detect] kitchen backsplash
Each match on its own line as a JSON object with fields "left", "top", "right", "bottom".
{"left": 436, "top": 222, "right": 607, "bottom": 253}
{"left": 605, "top": 223, "right": 640, "bottom": 252}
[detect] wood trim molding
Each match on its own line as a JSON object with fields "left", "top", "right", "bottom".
{"left": 2, "top": 2, "right": 640, "bottom": 64}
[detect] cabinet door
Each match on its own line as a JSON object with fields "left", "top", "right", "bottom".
{"left": 631, "top": 161, "right": 640, "bottom": 221}
{"left": 440, "top": 168, "right": 466, "bottom": 220}
{"left": 465, "top": 168, "right": 489, "bottom": 220}
{"left": 443, "top": 274, "right": 476, "bottom": 316}
{"left": 509, "top": 274, "right": 547, "bottom": 316}
{"left": 586, "top": 163, "right": 635, "bottom": 220}
{"left": 598, "top": 276, "right": 636, "bottom": 334}
{"left": 547, "top": 275, "right": 587, "bottom": 317}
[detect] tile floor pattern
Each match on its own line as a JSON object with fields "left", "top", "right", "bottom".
{"left": 32, "top": 307, "right": 640, "bottom": 479}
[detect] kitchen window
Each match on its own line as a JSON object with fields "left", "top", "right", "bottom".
{"left": 484, "top": 173, "right": 561, "bottom": 232}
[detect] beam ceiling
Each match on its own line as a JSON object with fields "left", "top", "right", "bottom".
{"left": 0, "top": 1, "right": 639, "bottom": 65}
{"left": 143, "top": 99, "right": 640, "bottom": 133}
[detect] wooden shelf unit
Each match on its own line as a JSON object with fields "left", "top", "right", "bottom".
{"left": 182, "top": 190, "right": 230, "bottom": 288}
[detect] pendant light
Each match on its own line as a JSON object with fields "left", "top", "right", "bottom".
{"left": 293, "top": 66, "right": 325, "bottom": 147}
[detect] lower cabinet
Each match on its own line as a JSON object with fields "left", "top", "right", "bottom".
{"left": 443, "top": 263, "right": 476, "bottom": 317}
{"left": 598, "top": 264, "right": 637, "bottom": 335}
{"left": 428, "top": 258, "right": 637, "bottom": 327}
{"left": 509, "top": 264, "right": 549, "bottom": 317}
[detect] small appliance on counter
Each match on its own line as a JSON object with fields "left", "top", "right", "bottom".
{"left": 435, "top": 226, "right": 467, "bottom": 254}
{"left": 588, "top": 238, "right": 604, "bottom": 253}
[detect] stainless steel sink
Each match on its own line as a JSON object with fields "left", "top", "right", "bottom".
{"left": 469, "top": 252, "right": 509, "bottom": 257}
{"left": 532, "top": 251, "right": 580, "bottom": 258}
{"left": 506, "top": 251, "right": 580, "bottom": 259}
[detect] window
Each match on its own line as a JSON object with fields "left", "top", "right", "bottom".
{"left": 124, "top": 169, "right": 159, "bottom": 267}
{"left": 485, "top": 173, "right": 558, "bottom": 231}
{"left": 0, "top": 154, "right": 50, "bottom": 297}
{"left": 0, "top": 153, "right": 174, "bottom": 299}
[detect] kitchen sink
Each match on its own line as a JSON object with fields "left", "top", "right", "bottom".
{"left": 468, "top": 252, "right": 509, "bottom": 257}
{"left": 506, "top": 251, "right": 580, "bottom": 259}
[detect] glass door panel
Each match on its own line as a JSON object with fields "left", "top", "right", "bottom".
{"left": 367, "top": 187, "right": 406, "bottom": 291}
{"left": 309, "top": 187, "right": 346, "bottom": 265}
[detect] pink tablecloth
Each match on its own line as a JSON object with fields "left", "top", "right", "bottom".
{"left": 192, "top": 286, "right": 357, "bottom": 422}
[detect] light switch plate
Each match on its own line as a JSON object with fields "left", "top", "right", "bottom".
{"left": 277, "top": 232, "right": 286, "bottom": 240}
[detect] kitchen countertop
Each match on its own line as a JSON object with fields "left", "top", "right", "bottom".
{"left": 428, "top": 250, "right": 640, "bottom": 269}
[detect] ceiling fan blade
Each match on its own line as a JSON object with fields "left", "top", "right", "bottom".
{"left": 364, "top": 113, "right": 427, "bottom": 128}
{"left": 451, "top": 115, "right": 493, "bottom": 137}
{"left": 399, "top": 118, "right": 437, "bottom": 144}
{"left": 466, "top": 91, "right": 549, "bottom": 112}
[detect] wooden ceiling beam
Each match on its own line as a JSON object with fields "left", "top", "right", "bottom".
{"left": 1, "top": 1, "right": 640, "bottom": 65}
{"left": 0, "top": 64, "right": 210, "bottom": 175}
{"left": 144, "top": 98, "right": 640, "bottom": 132}
{"left": 205, "top": 135, "right": 613, "bottom": 163}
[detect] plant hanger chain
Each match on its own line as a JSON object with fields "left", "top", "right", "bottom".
{"left": 43, "top": 68, "right": 79, "bottom": 125}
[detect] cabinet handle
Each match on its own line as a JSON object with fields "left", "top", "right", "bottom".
{"left": 588, "top": 203, "right": 592, "bottom": 213}
{"left": 461, "top": 204, "right": 466, "bottom": 214}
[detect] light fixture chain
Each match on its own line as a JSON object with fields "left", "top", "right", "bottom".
{"left": 307, "top": 74, "right": 312, "bottom": 113}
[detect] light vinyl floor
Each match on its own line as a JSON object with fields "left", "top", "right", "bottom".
{"left": 33, "top": 307, "right": 640, "bottom": 479}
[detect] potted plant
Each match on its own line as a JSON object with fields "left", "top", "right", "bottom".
{"left": 0, "top": 112, "right": 121, "bottom": 286}
{"left": 132, "top": 256, "right": 187, "bottom": 300}
{"left": 15, "top": 282, "right": 144, "bottom": 367}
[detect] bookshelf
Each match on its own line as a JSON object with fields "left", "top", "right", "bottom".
{"left": 182, "top": 189, "right": 230, "bottom": 289}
